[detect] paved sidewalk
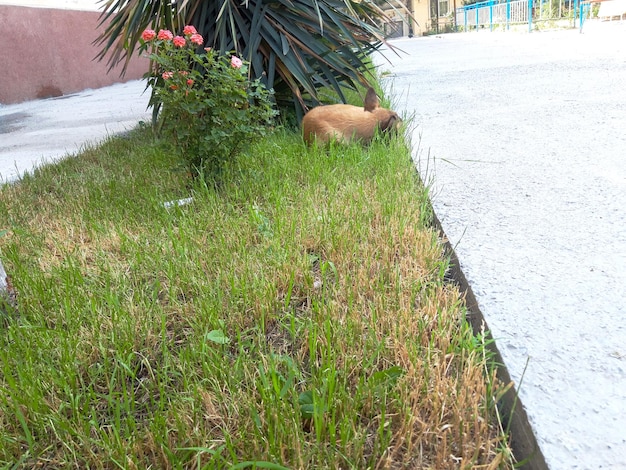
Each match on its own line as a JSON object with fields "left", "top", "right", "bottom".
{"left": 378, "top": 24, "right": 626, "bottom": 470}
{"left": 0, "top": 80, "right": 151, "bottom": 183}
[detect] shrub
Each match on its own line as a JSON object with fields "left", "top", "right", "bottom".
{"left": 140, "top": 26, "right": 278, "bottom": 178}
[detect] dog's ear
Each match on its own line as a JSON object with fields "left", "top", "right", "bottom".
{"left": 363, "top": 87, "right": 380, "bottom": 112}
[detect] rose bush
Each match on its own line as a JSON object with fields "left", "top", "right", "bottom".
{"left": 140, "top": 26, "right": 277, "bottom": 178}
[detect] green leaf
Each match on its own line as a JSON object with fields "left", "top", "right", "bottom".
{"left": 205, "top": 329, "right": 231, "bottom": 345}
{"left": 298, "top": 389, "right": 327, "bottom": 419}
{"left": 371, "top": 366, "right": 405, "bottom": 387}
{"left": 298, "top": 390, "right": 315, "bottom": 419}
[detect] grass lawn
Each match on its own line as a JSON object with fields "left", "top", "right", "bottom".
{"left": 0, "top": 123, "right": 513, "bottom": 468}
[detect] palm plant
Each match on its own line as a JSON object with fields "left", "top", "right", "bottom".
{"left": 95, "top": 0, "right": 397, "bottom": 112}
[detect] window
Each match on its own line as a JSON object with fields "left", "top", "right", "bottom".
{"left": 439, "top": 0, "right": 450, "bottom": 16}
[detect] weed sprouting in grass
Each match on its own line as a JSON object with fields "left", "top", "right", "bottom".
{"left": 0, "top": 125, "right": 513, "bottom": 468}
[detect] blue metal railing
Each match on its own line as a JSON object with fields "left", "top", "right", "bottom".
{"left": 456, "top": 0, "right": 533, "bottom": 31}
{"left": 455, "top": 0, "right": 590, "bottom": 32}
{"left": 578, "top": 1, "right": 592, "bottom": 29}
{"left": 456, "top": 0, "right": 591, "bottom": 32}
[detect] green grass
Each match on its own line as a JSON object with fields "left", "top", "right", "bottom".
{"left": 0, "top": 125, "right": 513, "bottom": 468}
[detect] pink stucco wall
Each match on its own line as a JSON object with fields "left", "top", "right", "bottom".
{"left": 0, "top": 5, "right": 149, "bottom": 104}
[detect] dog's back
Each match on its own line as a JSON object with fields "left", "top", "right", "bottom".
{"left": 302, "top": 88, "right": 401, "bottom": 145}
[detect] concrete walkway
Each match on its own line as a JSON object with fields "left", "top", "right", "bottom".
{"left": 0, "top": 80, "right": 151, "bottom": 183}
{"left": 377, "top": 23, "right": 626, "bottom": 470}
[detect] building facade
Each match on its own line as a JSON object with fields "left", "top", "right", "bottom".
{"left": 384, "top": 0, "right": 459, "bottom": 37}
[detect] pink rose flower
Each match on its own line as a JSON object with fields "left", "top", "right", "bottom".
{"left": 157, "top": 29, "right": 173, "bottom": 41}
{"left": 162, "top": 71, "right": 174, "bottom": 80}
{"left": 187, "top": 79, "right": 194, "bottom": 87}
{"left": 173, "top": 35, "right": 186, "bottom": 47}
{"left": 141, "top": 29, "right": 156, "bottom": 41}
{"left": 231, "top": 56, "right": 243, "bottom": 69}
{"left": 183, "top": 25, "right": 197, "bottom": 36}
{"left": 190, "top": 33, "right": 204, "bottom": 46}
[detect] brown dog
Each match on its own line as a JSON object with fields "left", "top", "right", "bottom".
{"left": 302, "top": 87, "right": 402, "bottom": 145}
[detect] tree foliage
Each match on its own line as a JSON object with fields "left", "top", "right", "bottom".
{"left": 95, "top": 0, "right": 396, "bottom": 111}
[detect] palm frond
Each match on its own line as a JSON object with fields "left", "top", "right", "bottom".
{"left": 95, "top": 0, "right": 398, "bottom": 112}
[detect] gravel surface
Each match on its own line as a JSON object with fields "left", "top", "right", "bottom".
{"left": 376, "top": 23, "right": 626, "bottom": 470}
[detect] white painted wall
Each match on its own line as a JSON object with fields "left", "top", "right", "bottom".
{"left": 0, "top": 0, "right": 101, "bottom": 11}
